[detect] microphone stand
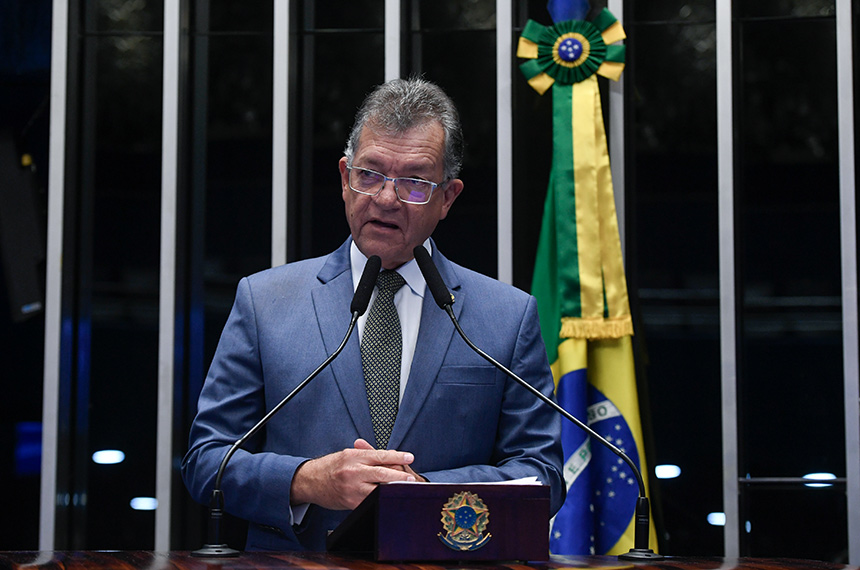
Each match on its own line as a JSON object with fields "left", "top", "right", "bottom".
{"left": 413, "top": 245, "right": 661, "bottom": 560}
{"left": 192, "top": 255, "right": 382, "bottom": 557}
{"left": 192, "top": 317, "right": 360, "bottom": 557}
{"left": 444, "top": 307, "right": 662, "bottom": 561}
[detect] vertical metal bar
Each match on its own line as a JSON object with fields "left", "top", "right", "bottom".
{"left": 40, "top": 0, "right": 70, "bottom": 551}
{"left": 272, "top": 0, "right": 289, "bottom": 267}
{"left": 607, "top": 0, "right": 624, "bottom": 256}
{"left": 836, "top": 0, "right": 859, "bottom": 563}
{"left": 385, "top": 0, "right": 400, "bottom": 81}
{"left": 497, "top": 0, "right": 512, "bottom": 284}
{"left": 716, "top": 0, "right": 739, "bottom": 558}
{"left": 155, "top": 0, "right": 181, "bottom": 552}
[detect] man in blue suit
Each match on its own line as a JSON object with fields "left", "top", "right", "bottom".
{"left": 182, "top": 77, "right": 565, "bottom": 551}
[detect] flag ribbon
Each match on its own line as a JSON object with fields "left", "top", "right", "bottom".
{"left": 520, "top": 8, "right": 658, "bottom": 555}
{"left": 519, "top": 10, "right": 631, "bottom": 343}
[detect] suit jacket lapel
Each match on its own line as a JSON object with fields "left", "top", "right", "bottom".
{"left": 312, "top": 239, "right": 376, "bottom": 442}
{"left": 388, "top": 245, "right": 464, "bottom": 450}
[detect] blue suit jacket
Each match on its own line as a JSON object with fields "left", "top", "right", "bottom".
{"left": 181, "top": 239, "right": 564, "bottom": 551}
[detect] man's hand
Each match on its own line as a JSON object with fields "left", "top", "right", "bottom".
{"left": 290, "top": 439, "right": 419, "bottom": 510}
{"left": 353, "top": 438, "right": 428, "bottom": 483}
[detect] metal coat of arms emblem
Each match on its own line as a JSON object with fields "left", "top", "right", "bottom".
{"left": 438, "top": 491, "right": 492, "bottom": 551}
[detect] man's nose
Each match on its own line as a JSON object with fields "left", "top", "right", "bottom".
{"left": 375, "top": 178, "right": 400, "bottom": 206}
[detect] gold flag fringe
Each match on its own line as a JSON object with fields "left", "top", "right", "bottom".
{"left": 560, "top": 316, "right": 633, "bottom": 340}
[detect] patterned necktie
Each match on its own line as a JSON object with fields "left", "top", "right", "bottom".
{"left": 362, "top": 270, "right": 406, "bottom": 449}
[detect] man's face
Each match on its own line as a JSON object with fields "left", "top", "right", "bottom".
{"left": 340, "top": 122, "right": 463, "bottom": 269}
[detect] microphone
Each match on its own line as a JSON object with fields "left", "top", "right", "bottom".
{"left": 351, "top": 254, "right": 381, "bottom": 314}
{"left": 192, "top": 255, "right": 382, "bottom": 557}
{"left": 412, "top": 246, "right": 662, "bottom": 561}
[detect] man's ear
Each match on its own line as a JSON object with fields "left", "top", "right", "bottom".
{"left": 339, "top": 157, "right": 350, "bottom": 200}
{"left": 439, "top": 178, "right": 464, "bottom": 220}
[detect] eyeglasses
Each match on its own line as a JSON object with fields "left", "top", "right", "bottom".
{"left": 346, "top": 166, "right": 444, "bottom": 205}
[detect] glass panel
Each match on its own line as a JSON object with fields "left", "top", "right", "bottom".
{"left": 413, "top": 29, "right": 498, "bottom": 278}
{"left": 512, "top": 62, "right": 552, "bottom": 288}
{"left": 304, "top": 32, "right": 384, "bottom": 260}
{"left": 645, "top": 335, "right": 724, "bottom": 554}
{"left": 741, "top": 337, "right": 844, "bottom": 477}
{"left": 93, "top": 0, "right": 163, "bottom": 32}
{"left": 628, "top": 19, "right": 722, "bottom": 556}
{"left": 0, "top": 0, "right": 50, "bottom": 550}
{"left": 737, "top": 17, "right": 842, "bottom": 479}
{"left": 194, "top": 34, "right": 274, "bottom": 375}
{"left": 0, "top": 320, "right": 43, "bottom": 549}
{"left": 516, "top": 0, "right": 551, "bottom": 25}
{"left": 209, "top": 0, "right": 273, "bottom": 32}
{"left": 736, "top": 0, "right": 834, "bottom": 19}
{"left": 417, "top": 0, "right": 496, "bottom": 30}
{"left": 203, "top": 33, "right": 274, "bottom": 281}
{"left": 84, "top": 33, "right": 163, "bottom": 549}
{"left": 741, "top": 486, "right": 848, "bottom": 561}
{"left": 313, "top": 0, "right": 384, "bottom": 29}
{"left": 632, "top": 1, "right": 715, "bottom": 22}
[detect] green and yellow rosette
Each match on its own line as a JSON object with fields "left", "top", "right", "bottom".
{"left": 521, "top": 9, "right": 633, "bottom": 341}
{"left": 517, "top": 9, "right": 626, "bottom": 93}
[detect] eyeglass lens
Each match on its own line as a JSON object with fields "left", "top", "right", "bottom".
{"left": 350, "top": 168, "right": 433, "bottom": 203}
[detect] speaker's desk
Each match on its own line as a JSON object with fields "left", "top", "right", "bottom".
{"left": 0, "top": 551, "right": 855, "bottom": 570}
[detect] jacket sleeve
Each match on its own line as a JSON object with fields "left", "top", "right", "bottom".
{"left": 180, "top": 277, "right": 307, "bottom": 543}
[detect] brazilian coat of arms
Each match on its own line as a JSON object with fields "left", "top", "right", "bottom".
{"left": 438, "top": 491, "right": 491, "bottom": 551}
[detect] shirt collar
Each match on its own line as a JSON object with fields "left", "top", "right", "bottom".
{"left": 349, "top": 239, "right": 429, "bottom": 298}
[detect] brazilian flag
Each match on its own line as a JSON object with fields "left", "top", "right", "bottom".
{"left": 519, "top": 6, "right": 658, "bottom": 556}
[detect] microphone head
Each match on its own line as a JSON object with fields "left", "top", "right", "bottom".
{"left": 351, "top": 255, "right": 381, "bottom": 315}
{"left": 413, "top": 245, "right": 453, "bottom": 308}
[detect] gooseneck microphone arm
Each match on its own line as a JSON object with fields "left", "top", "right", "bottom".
{"left": 412, "top": 246, "right": 662, "bottom": 561}
{"left": 192, "top": 255, "right": 382, "bottom": 558}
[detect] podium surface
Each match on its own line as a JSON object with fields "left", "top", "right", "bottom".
{"left": 0, "top": 551, "right": 855, "bottom": 570}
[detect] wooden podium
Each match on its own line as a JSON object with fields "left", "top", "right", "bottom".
{"left": 0, "top": 549, "right": 856, "bottom": 570}
{"left": 326, "top": 482, "right": 550, "bottom": 561}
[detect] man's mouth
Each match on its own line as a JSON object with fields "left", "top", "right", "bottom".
{"left": 370, "top": 219, "right": 399, "bottom": 230}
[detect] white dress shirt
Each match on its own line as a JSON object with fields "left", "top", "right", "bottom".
{"left": 350, "top": 239, "right": 428, "bottom": 401}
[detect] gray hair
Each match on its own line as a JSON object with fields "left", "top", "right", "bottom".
{"left": 343, "top": 77, "right": 464, "bottom": 180}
